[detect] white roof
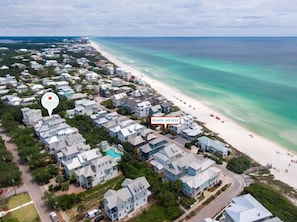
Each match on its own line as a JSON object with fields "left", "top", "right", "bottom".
{"left": 181, "top": 166, "right": 221, "bottom": 189}
{"left": 225, "top": 194, "right": 273, "bottom": 222}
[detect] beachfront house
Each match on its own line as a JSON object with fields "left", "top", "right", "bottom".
{"left": 115, "top": 67, "right": 132, "bottom": 80}
{"left": 104, "top": 176, "right": 150, "bottom": 221}
{"left": 135, "top": 101, "right": 152, "bottom": 118}
{"left": 164, "top": 153, "right": 221, "bottom": 198}
{"left": 181, "top": 124, "right": 203, "bottom": 141}
{"left": 75, "top": 155, "right": 118, "bottom": 188}
{"left": 149, "top": 105, "right": 162, "bottom": 116}
{"left": 169, "top": 114, "right": 194, "bottom": 134}
{"left": 161, "top": 102, "right": 173, "bottom": 114}
{"left": 140, "top": 138, "right": 168, "bottom": 160}
{"left": 196, "top": 136, "right": 230, "bottom": 157}
{"left": 150, "top": 143, "right": 183, "bottom": 174}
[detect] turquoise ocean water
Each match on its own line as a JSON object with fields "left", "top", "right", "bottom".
{"left": 92, "top": 37, "right": 297, "bottom": 152}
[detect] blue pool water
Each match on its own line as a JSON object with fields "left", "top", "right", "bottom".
{"left": 105, "top": 148, "right": 123, "bottom": 159}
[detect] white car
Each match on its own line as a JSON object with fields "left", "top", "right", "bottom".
{"left": 85, "top": 209, "right": 101, "bottom": 219}
{"left": 50, "top": 211, "right": 59, "bottom": 222}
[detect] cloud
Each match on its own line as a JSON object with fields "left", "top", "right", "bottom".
{"left": 0, "top": 0, "right": 296, "bottom": 36}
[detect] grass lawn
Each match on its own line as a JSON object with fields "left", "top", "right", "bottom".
{"left": 4, "top": 204, "right": 39, "bottom": 222}
{"left": 130, "top": 204, "right": 169, "bottom": 222}
{"left": 8, "top": 193, "right": 31, "bottom": 209}
{"left": 66, "top": 175, "right": 125, "bottom": 222}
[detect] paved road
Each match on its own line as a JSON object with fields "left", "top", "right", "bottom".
{"left": 188, "top": 165, "right": 245, "bottom": 222}
{"left": 0, "top": 129, "right": 52, "bottom": 222}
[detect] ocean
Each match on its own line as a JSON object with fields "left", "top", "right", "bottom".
{"left": 92, "top": 37, "right": 297, "bottom": 152}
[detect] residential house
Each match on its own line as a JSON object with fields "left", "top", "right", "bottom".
{"left": 104, "top": 176, "right": 150, "bottom": 221}
{"left": 169, "top": 114, "right": 194, "bottom": 135}
{"left": 111, "top": 78, "right": 123, "bottom": 87}
{"left": 115, "top": 67, "right": 131, "bottom": 80}
{"left": 196, "top": 136, "right": 230, "bottom": 157}
{"left": 105, "top": 64, "right": 114, "bottom": 75}
{"left": 212, "top": 194, "right": 282, "bottom": 222}
{"left": 63, "top": 148, "right": 102, "bottom": 178}
{"left": 58, "top": 87, "right": 74, "bottom": 100}
{"left": 181, "top": 124, "right": 203, "bottom": 141}
{"left": 21, "top": 108, "right": 43, "bottom": 126}
{"left": 16, "top": 84, "right": 28, "bottom": 93}
{"left": 57, "top": 142, "right": 90, "bottom": 164}
{"left": 85, "top": 71, "right": 99, "bottom": 82}
{"left": 75, "top": 155, "right": 118, "bottom": 188}
{"left": 67, "top": 99, "right": 99, "bottom": 117}
{"left": 112, "top": 92, "right": 127, "bottom": 107}
{"left": 30, "top": 84, "right": 44, "bottom": 92}
{"left": 150, "top": 144, "right": 183, "bottom": 174}
{"left": 140, "top": 138, "right": 168, "bottom": 160}
{"left": 55, "top": 81, "right": 69, "bottom": 90}
{"left": 120, "top": 97, "right": 137, "bottom": 114}
{"left": 181, "top": 158, "right": 221, "bottom": 198}
{"left": 135, "top": 101, "right": 151, "bottom": 118}
{"left": 60, "top": 73, "right": 72, "bottom": 81}
{"left": 149, "top": 105, "right": 162, "bottom": 116}
{"left": 117, "top": 124, "right": 145, "bottom": 142}
{"left": 161, "top": 102, "right": 173, "bottom": 113}
{"left": 3, "top": 95, "right": 22, "bottom": 106}
{"left": 5, "top": 74, "right": 18, "bottom": 87}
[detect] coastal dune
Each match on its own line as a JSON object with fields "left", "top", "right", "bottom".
{"left": 90, "top": 41, "right": 297, "bottom": 190}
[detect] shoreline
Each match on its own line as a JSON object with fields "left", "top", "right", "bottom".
{"left": 89, "top": 40, "right": 297, "bottom": 190}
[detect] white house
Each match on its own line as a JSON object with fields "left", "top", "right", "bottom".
{"left": 104, "top": 176, "right": 150, "bottom": 221}
{"left": 181, "top": 124, "right": 203, "bottom": 141}
{"left": 150, "top": 144, "right": 183, "bottom": 174}
{"left": 63, "top": 148, "right": 102, "bottom": 177}
{"left": 169, "top": 114, "right": 194, "bottom": 134}
{"left": 112, "top": 92, "right": 127, "bottom": 107}
{"left": 30, "top": 84, "right": 44, "bottom": 92}
{"left": 75, "top": 155, "right": 118, "bottom": 188}
{"left": 85, "top": 71, "right": 99, "bottom": 82}
{"left": 111, "top": 78, "right": 123, "bottom": 87}
{"left": 67, "top": 99, "right": 99, "bottom": 118}
{"left": 181, "top": 158, "right": 221, "bottom": 198}
{"left": 164, "top": 153, "right": 221, "bottom": 198}
{"left": 21, "top": 108, "right": 43, "bottom": 126}
{"left": 16, "top": 84, "right": 28, "bottom": 93}
{"left": 135, "top": 101, "right": 151, "bottom": 118}
{"left": 55, "top": 81, "right": 69, "bottom": 90}
{"left": 196, "top": 136, "right": 230, "bottom": 157}
{"left": 115, "top": 67, "right": 131, "bottom": 80}
{"left": 117, "top": 124, "right": 145, "bottom": 142}
{"left": 217, "top": 194, "right": 282, "bottom": 222}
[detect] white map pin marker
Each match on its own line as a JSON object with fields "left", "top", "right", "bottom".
{"left": 41, "top": 92, "right": 59, "bottom": 116}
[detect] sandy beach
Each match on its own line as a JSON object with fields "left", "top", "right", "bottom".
{"left": 90, "top": 41, "right": 297, "bottom": 190}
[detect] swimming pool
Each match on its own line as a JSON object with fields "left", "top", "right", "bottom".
{"left": 105, "top": 147, "right": 123, "bottom": 161}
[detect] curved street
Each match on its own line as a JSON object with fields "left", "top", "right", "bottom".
{"left": 188, "top": 165, "right": 246, "bottom": 222}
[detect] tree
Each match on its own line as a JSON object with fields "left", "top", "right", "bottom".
{"left": 55, "top": 175, "right": 64, "bottom": 185}
{"left": 42, "top": 191, "right": 57, "bottom": 208}
{"left": 61, "top": 181, "right": 70, "bottom": 192}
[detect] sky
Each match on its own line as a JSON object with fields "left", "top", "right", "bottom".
{"left": 1, "top": 0, "right": 297, "bottom": 37}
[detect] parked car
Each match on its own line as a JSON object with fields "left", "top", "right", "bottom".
{"left": 94, "top": 214, "right": 104, "bottom": 222}
{"left": 50, "top": 211, "right": 59, "bottom": 222}
{"left": 85, "top": 209, "right": 101, "bottom": 218}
